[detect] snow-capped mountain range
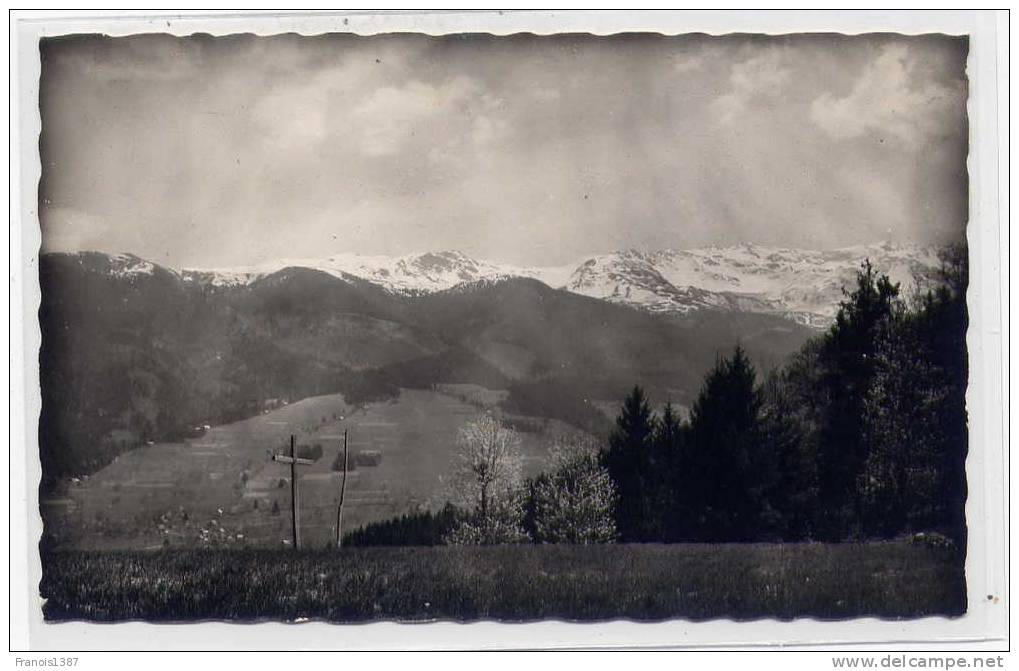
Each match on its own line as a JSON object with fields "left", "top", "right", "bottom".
{"left": 558, "top": 244, "right": 943, "bottom": 327}
{"left": 85, "top": 243, "right": 944, "bottom": 329}
{"left": 180, "top": 251, "right": 575, "bottom": 295}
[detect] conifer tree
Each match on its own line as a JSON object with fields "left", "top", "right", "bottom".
{"left": 858, "top": 245, "right": 968, "bottom": 540}
{"left": 686, "top": 345, "right": 763, "bottom": 541}
{"left": 815, "top": 260, "right": 900, "bottom": 539}
{"left": 603, "top": 386, "right": 657, "bottom": 541}
{"left": 758, "top": 371, "right": 817, "bottom": 540}
{"left": 652, "top": 401, "right": 688, "bottom": 541}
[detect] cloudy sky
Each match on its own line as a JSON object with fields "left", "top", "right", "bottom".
{"left": 39, "top": 32, "right": 968, "bottom": 268}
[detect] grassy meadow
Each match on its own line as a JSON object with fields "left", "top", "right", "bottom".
{"left": 42, "top": 386, "right": 582, "bottom": 551}
{"left": 40, "top": 539, "right": 965, "bottom": 622}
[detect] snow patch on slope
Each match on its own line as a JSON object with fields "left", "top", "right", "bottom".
{"left": 173, "top": 241, "right": 944, "bottom": 327}
{"left": 105, "top": 253, "right": 157, "bottom": 278}
{"left": 183, "top": 250, "right": 575, "bottom": 294}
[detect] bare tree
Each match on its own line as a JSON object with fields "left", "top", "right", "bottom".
{"left": 445, "top": 413, "right": 528, "bottom": 544}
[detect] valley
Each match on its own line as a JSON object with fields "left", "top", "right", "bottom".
{"left": 42, "top": 385, "right": 586, "bottom": 551}
{"left": 38, "top": 243, "right": 938, "bottom": 550}
{"left": 39, "top": 251, "right": 817, "bottom": 487}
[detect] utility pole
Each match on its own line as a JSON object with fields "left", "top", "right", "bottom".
{"left": 272, "top": 435, "right": 314, "bottom": 549}
{"left": 335, "top": 429, "right": 348, "bottom": 548}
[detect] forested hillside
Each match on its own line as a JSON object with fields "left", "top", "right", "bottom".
{"left": 348, "top": 248, "right": 968, "bottom": 547}
{"left": 38, "top": 252, "right": 813, "bottom": 486}
{"left": 602, "top": 247, "right": 968, "bottom": 544}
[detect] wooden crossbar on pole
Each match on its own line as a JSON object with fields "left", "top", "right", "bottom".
{"left": 272, "top": 435, "right": 314, "bottom": 550}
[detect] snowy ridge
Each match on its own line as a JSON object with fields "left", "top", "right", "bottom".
{"left": 180, "top": 250, "right": 574, "bottom": 294}
{"left": 558, "top": 243, "right": 940, "bottom": 324}
{"left": 71, "top": 252, "right": 160, "bottom": 279}
{"left": 106, "top": 253, "right": 157, "bottom": 277}
{"left": 84, "top": 242, "right": 942, "bottom": 328}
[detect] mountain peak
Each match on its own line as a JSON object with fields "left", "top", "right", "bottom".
{"left": 405, "top": 250, "right": 479, "bottom": 274}
{"left": 58, "top": 243, "right": 944, "bottom": 328}
{"left": 52, "top": 250, "right": 162, "bottom": 279}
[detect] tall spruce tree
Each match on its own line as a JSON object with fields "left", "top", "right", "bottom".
{"left": 858, "top": 245, "right": 968, "bottom": 540}
{"left": 918, "top": 245, "right": 968, "bottom": 541}
{"left": 603, "top": 386, "right": 658, "bottom": 542}
{"left": 652, "top": 402, "right": 688, "bottom": 541}
{"left": 815, "top": 260, "right": 900, "bottom": 540}
{"left": 758, "top": 371, "right": 817, "bottom": 540}
{"left": 686, "top": 345, "right": 764, "bottom": 541}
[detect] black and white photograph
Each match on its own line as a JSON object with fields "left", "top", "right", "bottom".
{"left": 9, "top": 9, "right": 1009, "bottom": 653}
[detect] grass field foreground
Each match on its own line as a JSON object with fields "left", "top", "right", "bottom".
{"left": 40, "top": 539, "right": 965, "bottom": 622}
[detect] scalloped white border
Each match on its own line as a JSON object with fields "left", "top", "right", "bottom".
{"left": 9, "top": 9, "right": 1008, "bottom": 651}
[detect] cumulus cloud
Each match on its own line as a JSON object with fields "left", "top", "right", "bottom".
{"left": 38, "top": 34, "right": 969, "bottom": 267}
{"left": 253, "top": 67, "right": 509, "bottom": 160}
{"left": 252, "top": 62, "right": 373, "bottom": 151}
{"left": 810, "top": 44, "right": 964, "bottom": 143}
{"left": 713, "top": 49, "right": 790, "bottom": 124}
{"left": 353, "top": 77, "right": 507, "bottom": 157}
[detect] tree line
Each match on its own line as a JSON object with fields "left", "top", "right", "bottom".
{"left": 345, "top": 420, "right": 619, "bottom": 547}
{"left": 605, "top": 247, "right": 968, "bottom": 544}
{"left": 346, "top": 248, "right": 967, "bottom": 547}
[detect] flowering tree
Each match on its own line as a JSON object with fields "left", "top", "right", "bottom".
{"left": 444, "top": 413, "right": 528, "bottom": 545}
{"left": 529, "top": 437, "right": 618, "bottom": 544}
{"left": 444, "top": 494, "right": 529, "bottom": 545}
